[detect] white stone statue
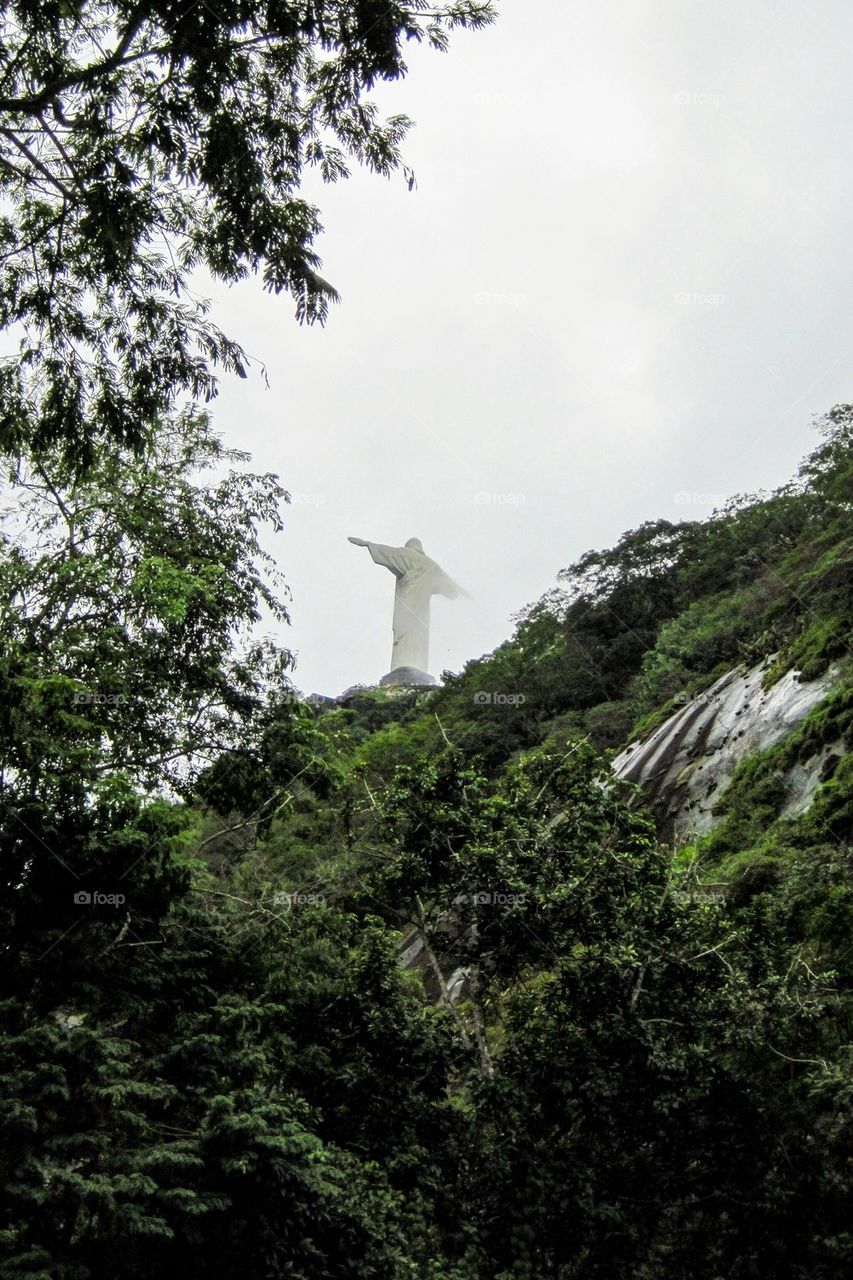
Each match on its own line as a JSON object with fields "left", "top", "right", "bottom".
{"left": 348, "top": 536, "right": 468, "bottom": 684}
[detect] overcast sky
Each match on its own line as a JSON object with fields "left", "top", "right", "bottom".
{"left": 205, "top": 0, "right": 853, "bottom": 696}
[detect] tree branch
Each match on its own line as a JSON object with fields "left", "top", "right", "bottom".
{"left": 0, "top": 11, "right": 148, "bottom": 116}
{"left": 0, "top": 127, "right": 73, "bottom": 198}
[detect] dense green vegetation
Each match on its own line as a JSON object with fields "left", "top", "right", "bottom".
{"left": 1, "top": 6, "right": 851, "bottom": 1276}
{"left": 3, "top": 405, "right": 850, "bottom": 1277}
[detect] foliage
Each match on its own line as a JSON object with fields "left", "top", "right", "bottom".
{"left": 0, "top": 0, "right": 495, "bottom": 468}
{"left": 1, "top": 834, "right": 471, "bottom": 1277}
{"left": 2, "top": 381, "right": 852, "bottom": 1275}
{"left": 0, "top": 413, "right": 290, "bottom": 793}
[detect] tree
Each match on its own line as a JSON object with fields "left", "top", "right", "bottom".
{"left": 0, "top": 415, "right": 290, "bottom": 796}
{"left": 0, "top": 439, "right": 472, "bottom": 1271}
{"left": 0, "top": 9, "right": 515, "bottom": 1273}
{"left": 0, "top": 0, "right": 495, "bottom": 468}
{"left": 360, "top": 743, "right": 850, "bottom": 1280}
{"left": 0, "top": 836, "right": 472, "bottom": 1278}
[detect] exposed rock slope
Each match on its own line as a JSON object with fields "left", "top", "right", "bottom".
{"left": 612, "top": 659, "right": 842, "bottom": 839}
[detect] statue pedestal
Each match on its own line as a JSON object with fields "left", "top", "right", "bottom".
{"left": 379, "top": 666, "right": 437, "bottom": 688}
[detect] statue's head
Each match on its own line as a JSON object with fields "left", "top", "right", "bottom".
{"left": 405, "top": 537, "right": 424, "bottom": 553}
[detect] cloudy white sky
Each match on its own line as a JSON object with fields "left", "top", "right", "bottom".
{"left": 206, "top": 0, "right": 853, "bottom": 696}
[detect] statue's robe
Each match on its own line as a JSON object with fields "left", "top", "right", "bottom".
{"left": 365, "top": 541, "right": 464, "bottom": 673}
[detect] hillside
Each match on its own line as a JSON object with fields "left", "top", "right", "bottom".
{"left": 181, "top": 406, "right": 852, "bottom": 1277}
{"left": 245, "top": 405, "right": 851, "bottom": 896}
{"left": 4, "top": 408, "right": 850, "bottom": 1280}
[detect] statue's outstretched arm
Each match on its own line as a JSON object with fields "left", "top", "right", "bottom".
{"left": 349, "top": 538, "right": 408, "bottom": 578}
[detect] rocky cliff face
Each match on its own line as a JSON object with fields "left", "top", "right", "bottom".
{"left": 612, "top": 659, "right": 842, "bottom": 840}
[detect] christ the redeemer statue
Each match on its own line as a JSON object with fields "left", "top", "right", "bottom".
{"left": 348, "top": 536, "right": 468, "bottom": 685}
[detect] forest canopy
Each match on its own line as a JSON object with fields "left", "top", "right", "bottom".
{"left": 0, "top": 4, "right": 851, "bottom": 1276}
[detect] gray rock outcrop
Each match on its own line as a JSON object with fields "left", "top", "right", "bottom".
{"left": 612, "top": 659, "right": 842, "bottom": 839}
